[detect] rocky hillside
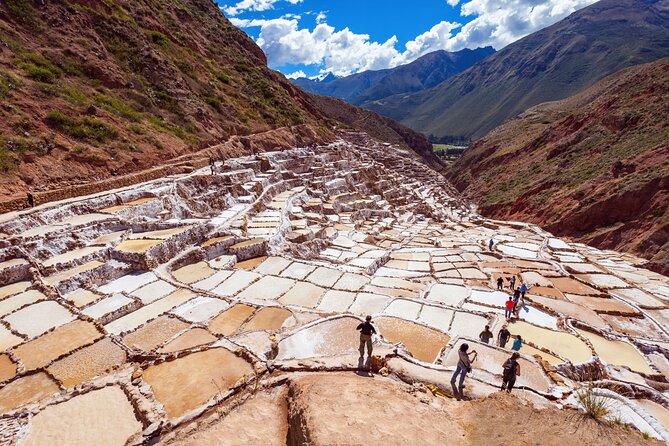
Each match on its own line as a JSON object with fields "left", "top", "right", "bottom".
{"left": 291, "top": 47, "right": 494, "bottom": 105}
{"left": 447, "top": 57, "right": 669, "bottom": 272}
{"left": 366, "top": 0, "right": 669, "bottom": 142}
{"left": 0, "top": 0, "right": 436, "bottom": 202}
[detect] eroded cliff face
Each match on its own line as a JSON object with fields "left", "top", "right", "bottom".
{"left": 446, "top": 57, "right": 669, "bottom": 273}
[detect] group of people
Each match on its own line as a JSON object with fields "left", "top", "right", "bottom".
{"left": 497, "top": 275, "right": 530, "bottom": 320}
{"left": 355, "top": 316, "right": 525, "bottom": 401}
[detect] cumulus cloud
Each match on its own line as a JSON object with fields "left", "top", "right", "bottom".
{"left": 285, "top": 70, "right": 307, "bottom": 79}
{"left": 252, "top": 0, "right": 599, "bottom": 75}
{"left": 223, "top": 0, "right": 303, "bottom": 17}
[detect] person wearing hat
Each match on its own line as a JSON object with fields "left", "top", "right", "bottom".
{"left": 356, "top": 315, "right": 376, "bottom": 359}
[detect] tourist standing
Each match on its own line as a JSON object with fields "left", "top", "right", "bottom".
{"left": 501, "top": 352, "right": 521, "bottom": 392}
{"left": 509, "top": 276, "right": 516, "bottom": 290}
{"left": 512, "top": 288, "right": 521, "bottom": 313}
{"left": 511, "top": 335, "right": 523, "bottom": 351}
{"left": 498, "top": 325, "right": 511, "bottom": 348}
{"left": 489, "top": 238, "right": 494, "bottom": 251}
{"left": 520, "top": 282, "right": 528, "bottom": 298}
{"left": 496, "top": 277, "right": 504, "bottom": 290}
{"left": 451, "top": 343, "right": 477, "bottom": 401}
{"left": 356, "top": 315, "right": 376, "bottom": 359}
{"left": 505, "top": 297, "right": 514, "bottom": 319}
{"left": 479, "top": 325, "right": 493, "bottom": 344}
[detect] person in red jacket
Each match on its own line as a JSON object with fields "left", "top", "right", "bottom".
{"left": 505, "top": 296, "right": 514, "bottom": 319}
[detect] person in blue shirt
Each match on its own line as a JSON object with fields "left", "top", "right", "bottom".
{"left": 520, "top": 282, "right": 528, "bottom": 298}
{"left": 488, "top": 239, "right": 494, "bottom": 251}
{"left": 511, "top": 335, "right": 523, "bottom": 351}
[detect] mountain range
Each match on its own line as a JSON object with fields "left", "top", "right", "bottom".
{"left": 362, "top": 0, "right": 669, "bottom": 142}
{"left": 291, "top": 47, "right": 494, "bottom": 106}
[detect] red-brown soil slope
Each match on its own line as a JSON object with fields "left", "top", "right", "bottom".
{"left": 0, "top": 0, "right": 437, "bottom": 202}
{"left": 447, "top": 57, "right": 669, "bottom": 273}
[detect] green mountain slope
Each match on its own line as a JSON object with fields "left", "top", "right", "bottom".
{"left": 365, "top": 0, "right": 669, "bottom": 141}
{"left": 446, "top": 57, "right": 669, "bottom": 272}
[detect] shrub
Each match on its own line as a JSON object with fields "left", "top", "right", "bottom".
{"left": 145, "top": 29, "right": 169, "bottom": 46}
{"left": 575, "top": 383, "right": 609, "bottom": 422}
{"left": 5, "top": 0, "right": 38, "bottom": 26}
{"left": 95, "top": 94, "right": 141, "bottom": 121}
{"left": 45, "top": 111, "right": 117, "bottom": 142}
{"left": 19, "top": 53, "right": 62, "bottom": 83}
{"left": 203, "top": 95, "right": 222, "bottom": 111}
{"left": 60, "top": 86, "right": 87, "bottom": 104}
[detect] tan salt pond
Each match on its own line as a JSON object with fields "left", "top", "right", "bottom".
{"left": 235, "top": 256, "right": 268, "bottom": 270}
{"left": 306, "top": 267, "right": 344, "bottom": 288}
{"left": 172, "top": 261, "right": 216, "bottom": 284}
{"left": 12, "top": 320, "right": 102, "bottom": 371}
{"left": 64, "top": 288, "right": 103, "bottom": 308}
{"left": 636, "top": 399, "right": 669, "bottom": 434}
{"left": 279, "top": 282, "right": 325, "bottom": 308}
{"left": 0, "top": 324, "right": 23, "bottom": 351}
{"left": 549, "top": 277, "right": 600, "bottom": 295}
{"left": 46, "top": 338, "right": 127, "bottom": 387}
{"left": 508, "top": 321, "right": 592, "bottom": 364}
{"left": 128, "top": 226, "right": 191, "bottom": 240}
{"left": 516, "top": 344, "right": 563, "bottom": 366}
{"left": 115, "top": 239, "right": 162, "bottom": 253}
{"left": 235, "top": 276, "right": 294, "bottom": 301}
{"left": 0, "top": 289, "right": 46, "bottom": 317}
{"left": 0, "top": 354, "right": 17, "bottom": 382}
{"left": 0, "top": 281, "right": 31, "bottom": 300}
{"left": 529, "top": 286, "right": 566, "bottom": 300}
{"left": 427, "top": 283, "right": 469, "bottom": 306}
{"left": 158, "top": 328, "right": 217, "bottom": 353}
{"left": 21, "top": 386, "right": 142, "bottom": 446}
{"left": 253, "top": 256, "right": 292, "bottom": 275}
{"left": 575, "top": 329, "right": 654, "bottom": 374}
{"left": 43, "top": 261, "right": 104, "bottom": 286}
{"left": 527, "top": 294, "right": 608, "bottom": 330}
{"left": 104, "top": 289, "right": 195, "bottom": 335}
{"left": 208, "top": 304, "right": 256, "bottom": 336}
{"left": 4, "top": 301, "right": 75, "bottom": 338}
{"left": 61, "top": 213, "right": 112, "bottom": 226}
{"left": 241, "top": 307, "right": 294, "bottom": 332}
{"left": 564, "top": 294, "right": 639, "bottom": 315}
{"left": 376, "top": 317, "right": 450, "bottom": 363}
{"left": 122, "top": 316, "right": 190, "bottom": 352}
{"left": 143, "top": 348, "right": 253, "bottom": 419}
{"left": 276, "top": 317, "right": 360, "bottom": 360}
{"left": 0, "top": 372, "right": 59, "bottom": 413}
{"left": 43, "top": 246, "right": 105, "bottom": 268}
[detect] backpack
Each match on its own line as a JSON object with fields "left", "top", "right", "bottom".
{"left": 503, "top": 359, "right": 517, "bottom": 377}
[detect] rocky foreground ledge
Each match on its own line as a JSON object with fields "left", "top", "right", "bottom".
{"left": 0, "top": 133, "right": 667, "bottom": 444}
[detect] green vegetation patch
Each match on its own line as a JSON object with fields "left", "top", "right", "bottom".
{"left": 4, "top": 0, "right": 39, "bottom": 27}
{"left": 95, "top": 94, "right": 142, "bottom": 121}
{"left": 45, "top": 111, "right": 117, "bottom": 142}
{"left": 18, "top": 53, "right": 62, "bottom": 83}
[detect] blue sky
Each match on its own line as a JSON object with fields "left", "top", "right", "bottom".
{"left": 217, "top": 0, "right": 598, "bottom": 78}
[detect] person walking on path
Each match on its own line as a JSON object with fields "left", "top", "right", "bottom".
{"left": 511, "top": 335, "right": 523, "bottom": 352}
{"left": 512, "top": 288, "right": 521, "bottom": 314}
{"left": 520, "top": 282, "right": 528, "bottom": 299}
{"left": 505, "top": 297, "right": 514, "bottom": 319}
{"left": 479, "top": 325, "right": 493, "bottom": 344}
{"left": 450, "top": 343, "right": 477, "bottom": 401}
{"left": 356, "top": 315, "right": 376, "bottom": 359}
{"left": 498, "top": 325, "right": 511, "bottom": 348}
{"left": 501, "top": 352, "right": 521, "bottom": 392}
{"left": 489, "top": 239, "right": 494, "bottom": 251}
{"left": 496, "top": 277, "right": 504, "bottom": 290}
{"left": 509, "top": 276, "right": 516, "bottom": 290}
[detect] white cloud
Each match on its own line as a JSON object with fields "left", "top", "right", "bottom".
{"left": 251, "top": 0, "right": 599, "bottom": 75}
{"left": 285, "top": 70, "right": 307, "bottom": 79}
{"left": 223, "top": 0, "right": 303, "bottom": 17}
